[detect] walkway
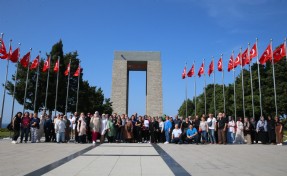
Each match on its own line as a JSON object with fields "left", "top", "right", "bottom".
{"left": 1, "top": 138, "right": 287, "bottom": 176}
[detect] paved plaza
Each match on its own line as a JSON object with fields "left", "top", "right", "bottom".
{"left": 0, "top": 139, "right": 287, "bottom": 176}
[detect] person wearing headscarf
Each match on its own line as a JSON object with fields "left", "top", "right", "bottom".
{"left": 77, "top": 112, "right": 87, "bottom": 143}
{"left": 90, "top": 111, "right": 101, "bottom": 144}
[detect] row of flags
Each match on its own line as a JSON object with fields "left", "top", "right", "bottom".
{"left": 182, "top": 41, "right": 287, "bottom": 79}
{"left": 0, "top": 38, "right": 81, "bottom": 76}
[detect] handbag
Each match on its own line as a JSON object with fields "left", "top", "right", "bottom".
{"left": 7, "top": 122, "right": 13, "bottom": 131}
{"left": 198, "top": 127, "right": 202, "bottom": 133}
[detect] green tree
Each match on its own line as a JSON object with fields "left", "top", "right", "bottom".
{"left": 178, "top": 98, "right": 194, "bottom": 118}
{"left": 6, "top": 40, "right": 112, "bottom": 115}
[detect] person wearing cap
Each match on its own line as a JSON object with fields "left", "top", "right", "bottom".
{"left": 55, "top": 114, "right": 66, "bottom": 143}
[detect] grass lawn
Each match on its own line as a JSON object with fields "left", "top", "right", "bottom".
{"left": 0, "top": 129, "right": 12, "bottom": 138}
{"left": 284, "top": 130, "right": 287, "bottom": 142}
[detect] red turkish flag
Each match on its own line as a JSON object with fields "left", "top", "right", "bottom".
{"left": 54, "top": 59, "right": 59, "bottom": 72}
{"left": 228, "top": 55, "right": 234, "bottom": 72}
{"left": 10, "top": 48, "right": 20, "bottom": 63}
{"left": 64, "top": 63, "right": 70, "bottom": 76}
{"left": 241, "top": 48, "right": 250, "bottom": 66}
{"left": 273, "top": 43, "right": 286, "bottom": 63}
{"left": 198, "top": 62, "right": 204, "bottom": 77}
{"left": 30, "top": 56, "right": 40, "bottom": 70}
{"left": 74, "top": 65, "right": 81, "bottom": 77}
{"left": 234, "top": 53, "right": 241, "bottom": 68}
{"left": 208, "top": 60, "right": 214, "bottom": 76}
{"left": 187, "top": 64, "right": 194, "bottom": 77}
{"left": 249, "top": 43, "right": 258, "bottom": 59}
{"left": 20, "top": 51, "right": 30, "bottom": 68}
{"left": 259, "top": 43, "right": 272, "bottom": 64}
{"left": 42, "top": 56, "right": 50, "bottom": 72}
{"left": 182, "top": 66, "right": 186, "bottom": 79}
{"left": 0, "top": 38, "right": 8, "bottom": 59}
{"left": 217, "top": 58, "right": 223, "bottom": 71}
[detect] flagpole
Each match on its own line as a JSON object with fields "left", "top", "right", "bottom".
{"left": 185, "top": 62, "right": 188, "bottom": 119}
{"left": 248, "top": 43, "right": 255, "bottom": 118}
{"left": 23, "top": 48, "right": 32, "bottom": 114}
{"left": 44, "top": 55, "right": 51, "bottom": 111}
{"left": 203, "top": 59, "right": 206, "bottom": 115}
{"left": 65, "top": 59, "right": 71, "bottom": 115}
{"left": 239, "top": 47, "right": 246, "bottom": 118}
{"left": 256, "top": 38, "right": 263, "bottom": 117}
{"left": 194, "top": 60, "right": 196, "bottom": 116}
{"left": 221, "top": 54, "right": 226, "bottom": 113}
{"left": 232, "top": 51, "right": 237, "bottom": 121}
{"left": 212, "top": 57, "right": 216, "bottom": 116}
{"left": 0, "top": 38, "right": 11, "bottom": 128}
{"left": 270, "top": 39, "right": 278, "bottom": 116}
{"left": 33, "top": 51, "right": 41, "bottom": 112}
{"left": 54, "top": 56, "right": 60, "bottom": 117}
{"left": 11, "top": 43, "right": 21, "bottom": 123}
{"left": 76, "top": 63, "right": 80, "bottom": 113}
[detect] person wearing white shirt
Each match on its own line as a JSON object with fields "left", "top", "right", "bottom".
{"left": 171, "top": 124, "right": 182, "bottom": 144}
{"left": 69, "top": 115, "right": 76, "bottom": 140}
{"left": 207, "top": 114, "right": 217, "bottom": 144}
{"left": 227, "top": 116, "right": 236, "bottom": 144}
{"left": 100, "top": 114, "right": 108, "bottom": 143}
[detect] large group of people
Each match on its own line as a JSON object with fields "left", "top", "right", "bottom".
{"left": 10, "top": 111, "right": 285, "bottom": 146}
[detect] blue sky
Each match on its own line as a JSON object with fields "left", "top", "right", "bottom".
{"left": 1, "top": 0, "right": 287, "bottom": 124}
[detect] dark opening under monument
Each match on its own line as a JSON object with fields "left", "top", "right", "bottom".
{"left": 111, "top": 51, "right": 163, "bottom": 116}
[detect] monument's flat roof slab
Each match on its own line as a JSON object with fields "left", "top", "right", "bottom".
{"left": 114, "top": 51, "right": 161, "bottom": 61}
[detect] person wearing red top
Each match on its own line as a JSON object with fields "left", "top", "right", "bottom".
{"left": 20, "top": 112, "right": 31, "bottom": 143}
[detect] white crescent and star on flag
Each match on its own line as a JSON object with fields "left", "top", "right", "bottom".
{"left": 229, "top": 58, "right": 233, "bottom": 66}
{"left": 250, "top": 49, "right": 255, "bottom": 55}
{"left": 218, "top": 60, "right": 222, "bottom": 68}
